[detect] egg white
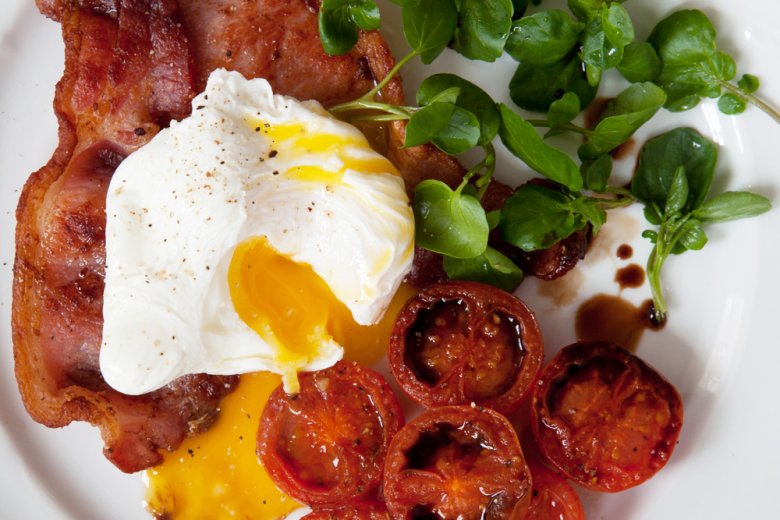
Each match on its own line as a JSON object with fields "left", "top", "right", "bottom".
{"left": 100, "top": 69, "right": 413, "bottom": 395}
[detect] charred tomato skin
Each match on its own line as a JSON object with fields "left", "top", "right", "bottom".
{"left": 531, "top": 341, "right": 683, "bottom": 492}
{"left": 384, "top": 405, "right": 532, "bottom": 519}
{"left": 388, "top": 281, "right": 544, "bottom": 416}
{"left": 257, "top": 361, "right": 404, "bottom": 506}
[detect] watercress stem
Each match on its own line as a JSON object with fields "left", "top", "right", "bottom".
{"left": 596, "top": 194, "right": 636, "bottom": 210}
{"left": 348, "top": 114, "right": 411, "bottom": 122}
{"left": 606, "top": 186, "right": 635, "bottom": 199}
{"left": 329, "top": 99, "right": 411, "bottom": 118}
{"left": 719, "top": 80, "right": 780, "bottom": 124}
{"left": 476, "top": 144, "right": 496, "bottom": 200}
{"left": 647, "top": 218, "right": 674, "bottom": 323}
{"left": 360, "top": 50, "right": 418, "bottom": 103}
{"left": 647, "top": 242, "right": 668, "bottom": 323}
{"left": 526, "top": 119, "right": 593, "bottom": 136}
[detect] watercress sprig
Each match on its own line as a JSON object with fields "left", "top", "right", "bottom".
{"left": 632, "top": 128, "right": 771, "bottom": 323}
{"left": 646, "top": 9, "right": 780, "bottom": 122}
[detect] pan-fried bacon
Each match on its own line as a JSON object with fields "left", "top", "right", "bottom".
{"left": 14, "top": 0, "right": 236, "bottom": 474}
{"left": 15, "top": 0, "right": 464, "bottom": 473}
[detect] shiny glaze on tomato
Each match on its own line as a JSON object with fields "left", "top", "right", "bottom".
{"left": 384, "top": 405, "right": 532, "bottom": 519}
{"left": 389, "top": 281, "right": 544, "bottom": 415}
{"left": 531, "top": 341, "right": 683, "bottom": 492}
{"left": 257, "top": 361, "right": 404, "bottom": 505}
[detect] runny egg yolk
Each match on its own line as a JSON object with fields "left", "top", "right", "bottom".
{"left": 145, "top": 271, "right": 417, "bottom": 519}
{"left": 227, "top": 236, "right": 351, "bottom": 390}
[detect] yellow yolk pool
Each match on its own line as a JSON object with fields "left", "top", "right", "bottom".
{"left": 145, "top": 373, "right": 297, "bottom": 519}
{"left": 145, "top": 282, "right": 417, "bottom": 519}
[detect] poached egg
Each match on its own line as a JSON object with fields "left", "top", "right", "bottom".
{"left": 100, "top": 69, "right": 414, "bottom": 395}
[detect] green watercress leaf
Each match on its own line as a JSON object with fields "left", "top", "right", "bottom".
{"left": 648, "top": 10, "right": 737, "bottom": 111}
{"left": 578, "top": 82, "right": 666, "bottom": 159}
{"left": 547, "top": 91, "right": 581, "bottom": 126}
{"left": 454, "top": 0, "right": 514, "bottom": 62}
{"left": 509, "top": 54, "right": 597, "bottom": 112}
{"left": 505, "top": 10, "right": 583, "bottom": 66}
{"left": 443, "top": 246, "right": 524, "bottom": 291}
{"left": 403, "top": 0, "right": 459, "bottom": 63}
{"left": 486, "top": 209, "right": 501, "bottom": 230}
{"left": 417, "top": 74, "right": 500, "bottom": 144}
{"left": 498, "top": 104, "right": 583, "bottom": 190}
{"left": 664, "top": 165, "right": 689, "bottom": 215}
{"left": 601, "top": 4, "right": 634, "bottom": 48}
{"left": 618, "top": 42, "right": 661, "bottom": 82}
{"left": 692, "top": 191, "right": 771, "bottom": 222}
{"left": 631, "top": 127, "right": 717, "bottom": 213}
{"left": 644, "top": 204, "right": 663, "bottom": 226}
{"left": 677, "top": 219, "right": 707, "bottom": 251}
{"left": 405, "top": 102, "right": 480, "bottom": 154}
{"left": 718, "top": 93, "right": 746, "bottom": 115}
{"left": 581, "top": 17, "right": 623, "bottom": 72}
{"left": 500, "top": 183, "right": 584, "bottom": 251}
{"left": 318, "top": 0, "right": 381, "bottom": 55}
{"left": 511, "top": 0, "right": 543, "bottom": 19}
{"left": 426, "top": 86, "right": 461, "bottom": 105}
{"left": 738, "top": 74, "right": 760, "bottom": 94}
{"left": 351, "top": 0, "right": 381, "bottom": 29}
{"left": 567, "top": 0, "right": 608, "bottom": 22}
{"left": 413, "top": 180, "right": 489, "bottom": 258}
{"left": 581, "top": 153, "right": 612, "bottom": 193}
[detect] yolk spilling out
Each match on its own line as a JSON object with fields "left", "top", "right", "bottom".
{"left": 227, "top": 236, "right": 408, "bottom": 389}
{"left": 146, "top": 236, "right": 416, "bottom": 519}
{"left": 228, "top": 237, "right": 340, "bottom": 377}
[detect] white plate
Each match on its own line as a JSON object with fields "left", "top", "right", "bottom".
{"left": 1, "top": 0, "right": 778, "bottom": 518}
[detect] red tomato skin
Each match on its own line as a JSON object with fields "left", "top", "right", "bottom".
{"left": 531, "top": 341, "right": 683, "bottom": 492}
{"left": 257, "top": 361, "right": 405, "bottom": 506}
{"left": 384, "top": 405, "right": 532, "bottom": 520}
{"left": 518, "top": 458, "right": 585, "bottom": 520}
{"left": 388, "top": 281, "right": 544, "bottom": 416}
{"left": 303, "top": 500, "right": 390, "bottom": 519}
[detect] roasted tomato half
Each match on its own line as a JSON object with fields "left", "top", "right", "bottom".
{"left": 303, "top": 500, "right": 390, "bottom": 519}
{"left": 384, "top": 405, "right": 532, "bottom": 519}
{"left": 389, "top": 281, "right": 544, "bottom": 415}
{"left": 531, "top": 341, "right": 683, "bottom": 492}
{"left": 257, "top": 361, "right": 404, "bottom": 505}
{"left": 519, "top": 457, "right": 585, "bottom": 520}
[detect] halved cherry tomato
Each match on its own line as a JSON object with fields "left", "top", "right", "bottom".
{"left": 519, "top": 458, "right": 585, "bottom": 520}
{"left": 384, "top": 405, "right": 532, "bottom": 519}
{"left": 531, "top": 341, "right": 683, "bottom": 492}
{"left": 257, "top": 361, "right": 404, "bottom": 505}
{"left": 303, "top": 500, "right": 390, "bottom": 519}
{"left": 388, "top": 281, "right": 544, "bottom": 415}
